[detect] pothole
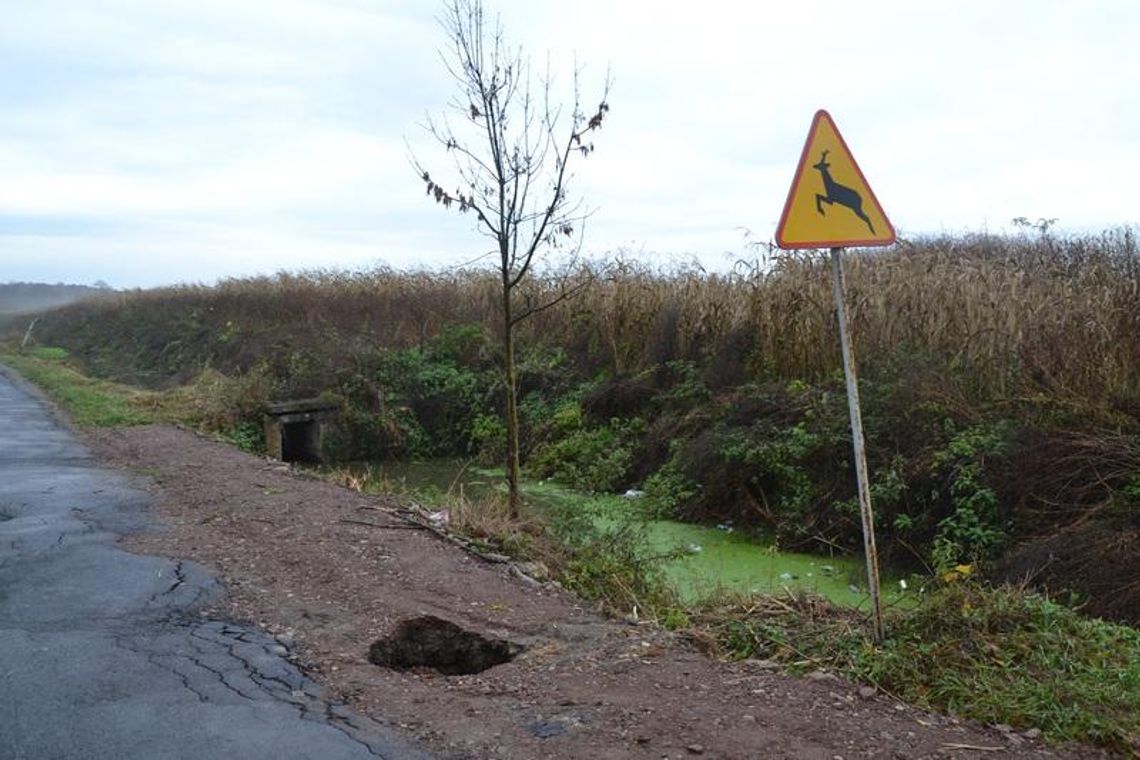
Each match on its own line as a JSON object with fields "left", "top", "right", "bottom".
{"left": 368, "top": 615, "right": 520, "bottom": 675}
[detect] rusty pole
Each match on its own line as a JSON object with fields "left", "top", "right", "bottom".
{"left": 829, "top": 247, "right": 884, "bottom": 641}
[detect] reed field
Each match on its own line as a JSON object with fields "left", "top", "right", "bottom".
{"left": 33, "top": 229, "right": 1138, "bottom": 402}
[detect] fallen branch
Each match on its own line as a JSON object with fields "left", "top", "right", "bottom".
{"left": 338, "top": 518, "right": 425, "bottom": 530}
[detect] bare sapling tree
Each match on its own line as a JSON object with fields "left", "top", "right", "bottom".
{"left": 414, "top": 0, "right": 610, "bottom": 517}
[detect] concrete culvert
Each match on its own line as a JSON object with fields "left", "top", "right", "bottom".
{"left": 368, "top": 615, "right": 519, "bottom": 675}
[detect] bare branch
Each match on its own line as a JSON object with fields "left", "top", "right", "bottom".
{"left": 511, "top": 267, "right": 596, "bottom": 326}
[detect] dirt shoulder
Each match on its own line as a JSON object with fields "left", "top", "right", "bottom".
{"left": 85, "top": 425, "right": 1100, "bottom": 759}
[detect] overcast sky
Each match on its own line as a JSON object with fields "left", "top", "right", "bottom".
{"left": 2, "top": 0, "right": 1138, "bottom": 288}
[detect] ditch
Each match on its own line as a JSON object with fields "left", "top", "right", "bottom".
{"left": 322, "top": 458, "right": 908, "bottom": 608}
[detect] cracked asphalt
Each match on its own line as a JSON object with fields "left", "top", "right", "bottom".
{"left": 0, "top": 371, "right": 430, "bottom": 760}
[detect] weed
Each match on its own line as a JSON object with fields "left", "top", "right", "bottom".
{"left": 928, "top": 422, "right": 1011, "bottom": 569}
{"left": 28, "top": 346, "right": 69, "bottom": 361}
{"left": 558, "top": 522, "right": 685, "bottom": 621}
{"left": 218, "top": 419, "right": 265, "bottom": 453}
{"left": 446, "top": 489, "right": 541, "bottom": 558}
{"left": 529, "top": 416, "right": 644, "bottom": 493}
{"left": 642, "top": 459, "right": 700, "bottom": 519}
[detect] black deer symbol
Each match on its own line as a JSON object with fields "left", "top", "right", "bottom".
{"left": 813, "top": 150, "right": 875, "bottom": 234}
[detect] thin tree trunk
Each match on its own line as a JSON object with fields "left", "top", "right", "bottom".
{"left": 502, "top": 281, "right": 521, "bottom": 518}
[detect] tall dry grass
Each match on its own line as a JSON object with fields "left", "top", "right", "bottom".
{"left": 34, "top": 229, "right": 1140, "bottom": 406}
{"left": 566, "top": 230, "right": 1139, "bottom": 404}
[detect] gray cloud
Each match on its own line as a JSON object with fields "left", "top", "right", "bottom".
{"left": 2, "top": 0, "right": 1138, "bottom": 287}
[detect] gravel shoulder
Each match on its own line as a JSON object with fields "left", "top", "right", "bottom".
{"left": 85, "top": 424, "right": 1104, "bottom": 759}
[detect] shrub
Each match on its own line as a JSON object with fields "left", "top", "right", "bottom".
{"left": 529, "top": 417, "right": 645, "bottom": 493}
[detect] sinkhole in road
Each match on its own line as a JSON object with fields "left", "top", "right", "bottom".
{"left": 368, "top": 615, "right": 519, "bottom": 675}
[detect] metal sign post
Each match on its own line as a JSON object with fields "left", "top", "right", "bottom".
{"left": 775, "top": 109, "right": 893, "bottom": 641}
{"left": 830, "top": 247, "right": 884, "bottom": 641}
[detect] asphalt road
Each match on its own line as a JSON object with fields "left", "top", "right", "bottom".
{"left": 0, "top": 370, "right": 429, "bottom": 760}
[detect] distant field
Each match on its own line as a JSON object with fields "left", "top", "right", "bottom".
{"left": 0, "top": 282, "right": 113, "bottom": 320}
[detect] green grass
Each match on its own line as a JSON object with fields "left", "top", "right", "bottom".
{"left": 694, "top": 583, "right": 1140, "bottom": 753}
{"left": 1, "top": 345, "right": 269, "bottom": 437}
{"left": 866, "top": 585, "right": 1140, "bottom": 752}
{"left": 1, "top": 349, "right": 156, "bottom": 426}
{"left": 27, "top": 345, "right": 70, "bottom": 361}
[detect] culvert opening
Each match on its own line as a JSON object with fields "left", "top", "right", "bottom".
{"left": 368, "top": 615, "right": 519, "bottom": 675}
{"left": 281, "top": 420, "right": 320, "bottom": 463}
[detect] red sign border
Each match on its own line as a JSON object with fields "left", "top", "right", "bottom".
{"left": 775, "top": 109, "right": 896, "bottom": 250}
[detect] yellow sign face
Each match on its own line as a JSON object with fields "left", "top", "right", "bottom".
{"left": 776, "top": 110, "right": 895, "bottom": 249}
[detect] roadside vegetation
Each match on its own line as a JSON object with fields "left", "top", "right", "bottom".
{"left": 690, "top": 583, "right": 1140, "bottom": 753}
{"left": 0, "top": 346, "right": 271, "bottom": 450}
{"left": 4, "top": 228, "right": 1139, "bottom": 752}
{"left": 1, "top": 346, "right": 167, "bottom": 426}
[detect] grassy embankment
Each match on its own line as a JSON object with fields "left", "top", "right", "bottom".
{"left": 0, "top": 346, "right": 270, "bottom": 449}
{"left": 5, "top": 229, "right": 1140, "bottom": 751}
{"left": 2, "top": 347, "right": 153, "bottom": 426}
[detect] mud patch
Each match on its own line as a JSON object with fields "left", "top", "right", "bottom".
{"left": 368, "top": 615, "right": 519, "bottom": 675}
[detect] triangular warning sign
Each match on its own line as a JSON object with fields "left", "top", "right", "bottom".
{"left": 775, "top": 110, "right": 895, "bottom": 249}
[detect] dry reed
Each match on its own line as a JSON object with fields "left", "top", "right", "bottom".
{"left": 35, "top": 230, "right": 1140, "bottom": 406}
